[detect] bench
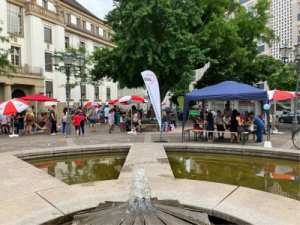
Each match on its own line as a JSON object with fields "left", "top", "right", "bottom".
{"left": 184, "top": 128, "right": 196, "bottom": 141}
{"left": 192, "top": 130, "right": 249, "bottom": 145}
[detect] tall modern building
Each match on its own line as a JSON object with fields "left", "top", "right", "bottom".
{"left": 0, "top": 0, "right": 117, "bottom": 113}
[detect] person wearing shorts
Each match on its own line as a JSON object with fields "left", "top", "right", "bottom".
{"left": 132, "top": 112, "right": 139, "bottom": 135}
{"left": 73, "top": 112, "right": 81, "bottom": 138}
{"left": 0, "top": 115, "right": 8, "bottom": 135}
{"left": 88, "top": 107, "right": 96, "bottom": 132}
{"left": 105, "top": 106, "right": 110, "bottom": 124}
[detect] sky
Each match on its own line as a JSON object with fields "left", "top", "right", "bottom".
{"left": 77, "top": 0, "right": 114, "bottom": 20}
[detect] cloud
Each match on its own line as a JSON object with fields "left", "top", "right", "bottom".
{"left": 77, "top": 0, "right": 114, "bottom": 20}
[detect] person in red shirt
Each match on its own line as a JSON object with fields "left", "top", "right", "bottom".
{"left": 73, "top": 112, "right": 81, "bottom": 138}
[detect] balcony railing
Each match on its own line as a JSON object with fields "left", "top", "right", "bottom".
{"left": 5, "top": 64, "right": 44, "bottom": 76}
{"left": 25, "top": 2, "right": 64, "bottom": 24}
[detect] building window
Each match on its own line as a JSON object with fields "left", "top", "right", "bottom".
{"left": 258, "top": 39, "right": 264, "bottom": 52}
{"left": 298, "top": 4, "right": 300, "bottom": 21}
{"left": 44, "top": 27, "right": 51, "bottom": 42}
{"left": 103, "top": 30, "right": 106, "bottom": 39}
{"left": 61, "top": 10, "right": 64, "bottom": 17}
{"left": 46, "top": 81, "right": 53, "bottom": 98}
{"left": 65, "top": 36, "right": 69, "bottom": 49}
{"left": 45, "top": 52, "right": 52, "bottom": 71}
{"left": 240, "top": 0, "right": 249, "bottom": 3}
{"left": 96, "top": 27, "right": 99, "bottom": 36}
{"left": 108, "top": 32, "right": 110, "bottom": 40}
{"left": 81, "top": 85, "right": 86, "bottom": 99}
{"left": 76, "top": 17, "right": 80, "bottom": 28}
{"left": 80, "top": 41, "right": 85, "bottom": 51}
{"left": 94, "top": 46, "right": 98, "bottom": 52}
{"left": 94, "top": 87, "right": 99, "bottom": 99}
{"left": 66, "top": 13, "right": 70, "bottom": 25}
{"left": 106, "top": 87, "right": 110, "bottom": 100}
{"left": 90, "top": 24, "right": 94, "bottom": 34}
{"left": 247, "top": 3, "right": 253, "bottom": 13}
{"left": 258, "top": 83, "right": 264, "bottom": 90}
{"left": 7, "top": 3, "right": 22, "bottom": 35}
{"left": 11, "top": 46, "right": 20, "bottom": 66}
{"left": 82, "top": 20, "right": 86, "bottom": 31}
{"left": 193, "top": 76, "right": 196, "bottom": 81}
{"left": 42, "top": 0, "right": 47, "bottom": 9}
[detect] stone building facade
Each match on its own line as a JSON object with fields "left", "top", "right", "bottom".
{"left": 0, "top": 0, "right": 117, "bottom": 116}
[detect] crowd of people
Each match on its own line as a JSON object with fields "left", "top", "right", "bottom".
{"left": 0, "top": 104, "right": 146, "bottom": 137}
{"left": 193, "top": 104, "right": 267, "bottom": 143}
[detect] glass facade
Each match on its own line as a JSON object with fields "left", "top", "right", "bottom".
{"left": 238, "top": 101, "right": 256, "bottom": 114}
{"left": 7, "top": 3, "right": 22, "bottom": 35}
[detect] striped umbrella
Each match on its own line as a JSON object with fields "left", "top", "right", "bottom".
{"left": 85, "top": 102, "right": 102, "bottom": 108}
{"left": 0, "top": 99, "right": 29, "bottom": 116}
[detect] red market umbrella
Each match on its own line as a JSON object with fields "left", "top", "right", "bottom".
{"left": 85, "top": 102, "right": 101, "bottom": 108}
{"left": 161, "top": 102, "right": 166, "bottom": 106}
{"left": 268, "top": 90, "right": 294, "bottom": 101}
{"left": 117, "top": 96, "right": 148, "bottom": 105}
{"left": 0, "top": 99, "right": 29, "bottom": 115}
{"left": 18, "top": 94, "right": 60, "bottom": 102}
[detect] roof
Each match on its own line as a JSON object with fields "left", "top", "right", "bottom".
{"left": 61, "top": 0, "right": 103, "bottom": 22}
{"left": 184, "top": 81, "right": 268, "bottom": 101}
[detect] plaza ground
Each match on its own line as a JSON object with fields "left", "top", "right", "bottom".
{"left": 0, "top": 121, "right": 297, "bottom": 153}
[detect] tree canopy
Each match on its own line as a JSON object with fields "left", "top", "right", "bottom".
{"left": 267, "top": 65, "right": 297, "bottom": 91}
{"left": 196, "top": 55, "right": 285, "bottom": 89}
{"left": 91, "top": 0, "right": 277, "bottom": 100}
{"left": 0, "top": 20, "right": 16, "bottom": 77}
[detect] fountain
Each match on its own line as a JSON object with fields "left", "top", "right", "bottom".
{"left": 68, "top": 167, "right": 211, "bottom": 225}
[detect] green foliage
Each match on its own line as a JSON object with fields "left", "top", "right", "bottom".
{"left": 196, "top": 55, "right": 285, "bottom": 89}
{"left": 268, "top": 65, "right": 297, "bottom": 91}
{"left": 91, "top": 0, "right": 277, "bottom": 100}
{"left": 0, "top": 20, "right": 16, "bottom": 77}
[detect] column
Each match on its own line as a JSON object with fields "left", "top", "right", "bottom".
{"left": 4, "top": 84, "right": 12, "bottom": 101}
{"left": 291, "top": 98, "right": 295, "bottom": 112}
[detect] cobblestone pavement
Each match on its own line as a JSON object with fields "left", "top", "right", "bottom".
{"left": 0, "top": 122, "right": 297, "bottom": 152}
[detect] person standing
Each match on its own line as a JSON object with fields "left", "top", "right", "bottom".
{"left": 162, "top": 111, "right": 168, "bottom": 133}
{"left": 78, "top": 107, "right": 86, "bottom": 136}
{"left": 50, "top": 105, "right": 58, "bottom": 135}
{"left": 25, "top": 108, "right": 34, "bottom": 135}
{"left": 89, "top": 107, "right": 97, "bottom": 132}
{"left": 0, "top": 115, "right": 8, "bottom": 135}
{"left": 132, "top": 111, "right": 139, "bottom": 135}
{"left": 228, "top": 110, "right": 243, "bottom": 143}
{"left": 215, "top": 110, "right": 225, "bottom": 139}
{"left": 108, "top": 109, "right": 115, "bottom": 134}
{"left": 115, "top": 105, "right": 121, "bottom": 127}
{"left": 73, "top": 112, "right": 81, "bottom": 138}
{"left": 17, "top": 110, "right": 25, "bottom": 136}
{"left": 62, "top": 107, "right": 67, "bottom": 136}
{"left": 206, "top": 113, "right": 215, "bottom": 143}
{"left": 105, "top": 105, "right": 110, "bottom": 124}
{"left": 249, "top": 112, "right": 264, "bottom": 143}
{"left": 222, "top": 104, "right": 232, "bottom": 130}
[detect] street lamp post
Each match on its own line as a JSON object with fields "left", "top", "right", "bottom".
{"left": 51, "top": 50, "right": 85, "bottom": 138}
{"left": 280, "top": 43, "right": 299, "bottom": 136}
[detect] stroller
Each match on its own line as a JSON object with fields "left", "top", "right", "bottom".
{"left": 168, "top": 111, "right": 177, "bottom": 128}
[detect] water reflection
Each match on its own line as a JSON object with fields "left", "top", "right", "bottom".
{"left": 28, "top": 153, "right": 127, "bottom": 185}
{"left": 167, "top": 153, "right": 300, "bottom": 201}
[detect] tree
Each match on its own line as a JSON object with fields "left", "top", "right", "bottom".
{"left": 59, "top": 45, "right": 103, "bottom": 107}
{"left": 196, "top": 55, "right": 285, "bottom": 89}
{"left": 91, "top": 0, "right": 277, "bottom": 101}
{"left": 0, "top": 20, "right": 16, "bottom": 77}
{"left": 268, "top": 65, "right": 297, "bottom": 91}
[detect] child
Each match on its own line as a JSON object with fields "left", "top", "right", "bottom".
{"left": 100, "top": 111, "right": 104, "bottom": 124}
{"left": 108, "top": 110, "right": 115, "bottom": 134}
{"left": 206, "top": 112, "right": 215, "bottom": 143}
{"left": 120, "top": 113, "right": 125, "bottom": 132}
{"left": 194, "top": 115, "right": 203, "bottom": 139}
{"left": 45, "top": 113, "right": 51, "bottom": 135}
{"left": 215, "top": 110, "right": 225, "bottom": 139}
{"left": 73, "top": 112, "right": 81, "bottom": 138}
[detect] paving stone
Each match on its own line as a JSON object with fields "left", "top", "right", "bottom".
{"left": 213, "top": 187, "right": 300, "bottom": 225}
{"left": 0, "top": 193, "right": 65, "bottom": 225}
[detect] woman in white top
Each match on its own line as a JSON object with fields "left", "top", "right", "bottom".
{"left": 0, "top": 115, "right": 8, "bottom": 135}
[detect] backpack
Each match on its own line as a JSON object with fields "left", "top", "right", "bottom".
{"left": 26, "top": 114, "right": 33, "bottom": 121}
{"left": 62, "top": 114, "right": 67, "bottom": 122}
{"left": 79, "top": 112, "right": 85, "bottom": 121}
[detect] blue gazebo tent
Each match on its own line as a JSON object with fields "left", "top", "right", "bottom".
{"left": 182, "top": 81, "right": 269, "bottom": 141}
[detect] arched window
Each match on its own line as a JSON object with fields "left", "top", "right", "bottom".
{"left": 12, "top": 89, "right": 25, "bottom": 99}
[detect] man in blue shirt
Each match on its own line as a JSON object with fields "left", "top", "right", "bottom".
{"left": 249, "top": 112, "right": 264, "bottom": 143}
